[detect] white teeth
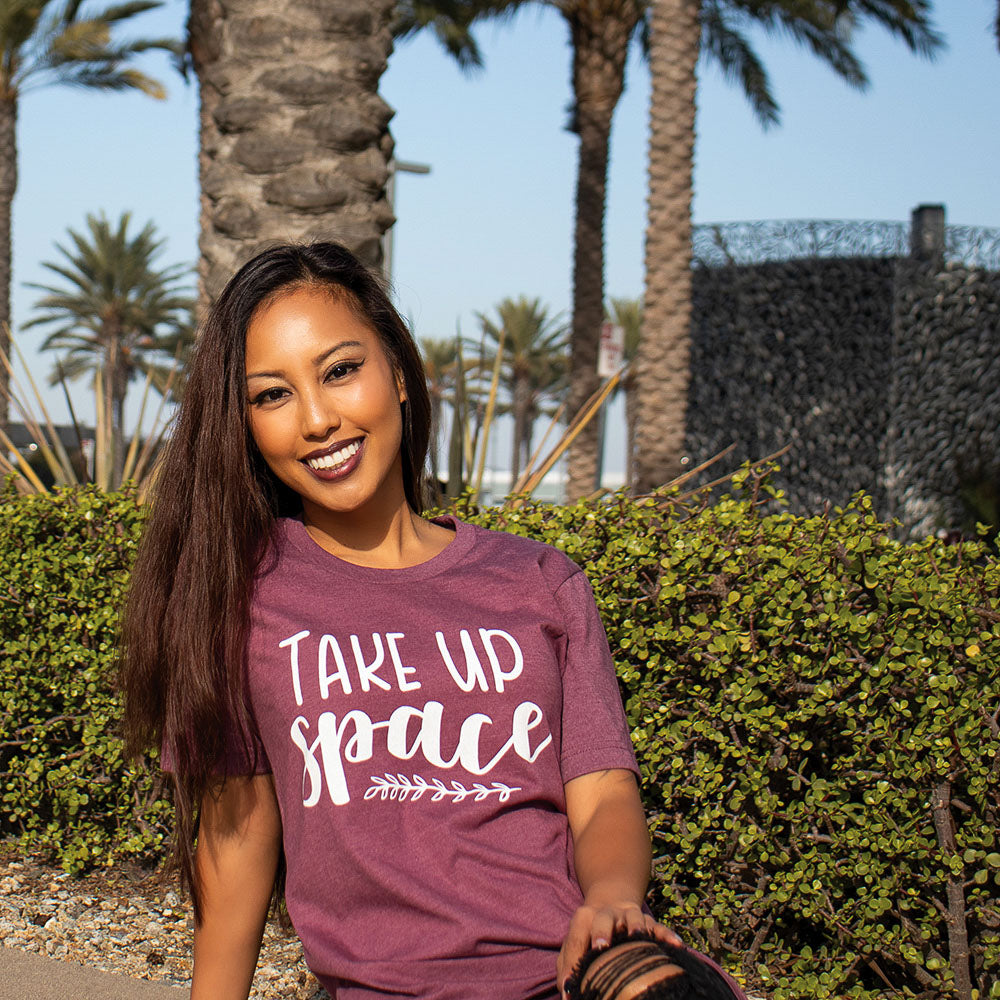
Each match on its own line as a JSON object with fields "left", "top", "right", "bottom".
{"left": 306, "top": 440, "right": 360, "bottom": 471}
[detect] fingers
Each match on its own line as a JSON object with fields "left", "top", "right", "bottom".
{"left": 644, "top": 916, "right": 684, "bottom": 949}
{"left": 557, "top": 906, "right": 594, "bottom": 992}
{"left": 557, "top": 904, "right": 685, "bottom": 995}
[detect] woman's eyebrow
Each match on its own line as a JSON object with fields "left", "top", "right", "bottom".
{"left": 246, "top": 340, "right": 364, "bottom": 380}
{"left": 310, "top": 340, "right": 363, "bottom": 367}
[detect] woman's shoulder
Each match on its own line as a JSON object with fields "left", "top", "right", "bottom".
{"left": 441, "top": 514, "right": 583, "bottom": 591}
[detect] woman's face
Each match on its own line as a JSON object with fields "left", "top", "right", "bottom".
{"left": 244, "top": 284, "right": 407, "bottom": 524}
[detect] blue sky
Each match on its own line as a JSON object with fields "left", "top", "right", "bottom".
{"left": 9, "top": 2, "right": 1000, "bottom": 465}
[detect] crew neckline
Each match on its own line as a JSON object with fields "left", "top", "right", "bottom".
{"left": 278, "top": 513, "right": 475, "bottom": 583}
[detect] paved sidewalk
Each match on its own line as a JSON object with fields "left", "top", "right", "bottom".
{"left": 0, "top": 946, "right": 188, "bottom": 1000}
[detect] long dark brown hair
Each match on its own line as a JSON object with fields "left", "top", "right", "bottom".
{"left": 119, "top": 242, "right": 431, "bottom": 917}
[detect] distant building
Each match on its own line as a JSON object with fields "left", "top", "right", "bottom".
{"left": 5, "top": 422, "right": 94, "bottom": 453}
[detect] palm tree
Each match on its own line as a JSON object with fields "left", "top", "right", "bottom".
{"left": 465, "top": 1, "right": 645, "bottom": 501}
{"left": 477, "top": 296, "right": 567, "bottom": 490}
{"left": 608, "top": 296, "right": 640, "bottom": 487}
{"left": 189, "top": 3, "right": 492, "bottom": 318}
{"left": 24, "top": 212, "right": 194, "bottom": 483}
{"left": 0, "top": 0, "right": 179, "bottom": 427}
{"left": 632, "top": 0, "right": 697, "bottom": 497}
{"left": 421, "top": 1, "right": 940, "bottom": 498}
{"left": 189, "top": 0, "right": 405, "bottom": 315}
{"left": 633, "top": 0, "right": 941, "bottom": 494}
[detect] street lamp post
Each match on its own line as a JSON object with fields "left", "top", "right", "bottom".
{"left": 383, "top": 159, "right": 430, "bottom": 281}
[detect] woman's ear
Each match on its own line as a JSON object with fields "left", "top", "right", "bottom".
{"left": 396, "top": 375, "right": 407, "bottom": 404}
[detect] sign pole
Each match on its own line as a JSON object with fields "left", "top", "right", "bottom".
{"left": 594, "top": 322, "right": 624, "bottom": 492}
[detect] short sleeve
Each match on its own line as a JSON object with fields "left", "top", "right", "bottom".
{"left": 554, "top": 569, "right": 639, "bottom": 783}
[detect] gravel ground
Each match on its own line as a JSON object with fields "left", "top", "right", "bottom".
{"left": 0, "top": 848, "right": 329, "bottom": 998}
{"left": 0, "top": 848, "right": 763, "bottom": 999}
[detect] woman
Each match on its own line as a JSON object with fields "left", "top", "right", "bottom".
{"left": 121, "top": 243, "right": 729, "bottom": 1000}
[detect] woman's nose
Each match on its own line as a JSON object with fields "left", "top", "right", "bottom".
{"left": 299, "top": 390, "right": 339, "bottom": 439}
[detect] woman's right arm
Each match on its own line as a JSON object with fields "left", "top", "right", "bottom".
{"left": 191, "top": 773, "right": 282, "bottom": 1000}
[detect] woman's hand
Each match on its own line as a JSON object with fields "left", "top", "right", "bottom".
{"left": 557, "top": 891, "right": 682, "bottom": 994}
{"left": 558, "top": 770, "right": 682, "bottom": 995}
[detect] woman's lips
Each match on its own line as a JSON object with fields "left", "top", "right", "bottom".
{"left": 302, "top": 438, "right": 364, "bottom": 481}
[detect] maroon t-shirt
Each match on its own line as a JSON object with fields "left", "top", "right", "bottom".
{"left": 231, "top": 515, "right": 639, "bottom": 999}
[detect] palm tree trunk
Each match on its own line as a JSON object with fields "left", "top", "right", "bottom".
{"left": 523, "top": 414, "right": 534, "bottom": 480}
{"left": 633, "top": 0, "right": 699, "bottom": 495}
{"left": 510, "top": 374, "right": 531, "bottom": 491}
{"left": 429, "top": 393, "right": 442, "bottom": 486}
{"left": 0, "top": 95, "right": 16, "bottom": 429}
{"left": 106, "top": 331, "right": 128, "bottom": 485}
{"left": 189, "top": 0, "right": 397, "bottom": 317}
{"left": 563, "top": 7, "right": 635, "bottom": 502}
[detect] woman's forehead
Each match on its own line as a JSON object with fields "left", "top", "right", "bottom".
{"left": 245, "top": 286, "right": 378, "bottom": 361}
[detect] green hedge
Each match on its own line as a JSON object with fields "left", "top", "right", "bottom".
{"left": 0, "top": 484, "right": 170, "bottom": 871}
{"left": 1, "top": 475, "right": 998, "bottom": 999}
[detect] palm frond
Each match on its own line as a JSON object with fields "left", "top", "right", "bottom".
{"left": 608, "top": 297, "right": 641, "bottom": 359}
{"left": 88, "top": 1, "right": 163, "bottom": 24}
{"left": 49, "top": 19, "right": 112, "bottom": 61}
{"left": 847, "top": 0, "right": 943, "bottom": 58}
{"left": 49, "top": 64, "right": 165, "bottom": 96}
{"left": 702, "top": 3, "right": 780, "bottom": 126}
{"left": 14, "top": 0, "right": 178, "bottom": 94}
{"left": 394, "top": 0, "right": 531, "bottom": 70}
{"left": 46, "top": 351, "right": 93, "bottom": 383}
{"left": 0, "top": 0, "right": 49, "bottom": 59}
{"left": 393, "top": 0, "right": 484, "bottom": 70}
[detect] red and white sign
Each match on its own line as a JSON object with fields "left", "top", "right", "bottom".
{"left": 598, "top": 322, "right": 624, "bottom": 378}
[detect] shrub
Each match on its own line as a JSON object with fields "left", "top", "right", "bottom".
{"left": 0, "top": 483, "right": 170, "bottom": 871}
{"left": 453, "top": 471, "right": 1000, "bottom": 1000}
{"left": 1, "top": 474, "right": 997, "bottom": 998}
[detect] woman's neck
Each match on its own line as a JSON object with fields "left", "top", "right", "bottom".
{"left": 300, "top": 497, "right": 453, "bottom": 569}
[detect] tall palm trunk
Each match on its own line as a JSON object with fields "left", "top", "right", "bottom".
{"left": 104, "top": 328, "right": 129, "bottom": 485}
{"left": 510, "top": 372, "right": 531, "bottom": 490}
{"left": 429, "top": 392, "right": 443, "bottom": 485}
{"left": 634, "top": 0, "right": 699, "bottom": 494}
{"left": 563, "top": 7, "right": 636, "bottom": 501}
{"left": 189, "top": 0, "right": 397, "bottom": 316}
{"left": 0, "top": 95, "right": 16, "bottom": 428}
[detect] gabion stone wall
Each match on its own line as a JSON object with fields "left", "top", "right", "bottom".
{"left": 685, "top": 258, "right": 897, "bottom": 515}
{"left": 882, "top": 262, "right": 1000, "bottom": 539}
{"left": 684, "top": 258, "right": 1000, "bottom": 538}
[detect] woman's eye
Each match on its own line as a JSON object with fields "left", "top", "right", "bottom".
{"left": 250, "top": 387, "right": 286, "bottom": 406}
{"left": 327, "top": 361, "right": 360, "bottom": 381}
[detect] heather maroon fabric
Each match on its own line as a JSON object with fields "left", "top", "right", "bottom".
{"left": 231, "top": 515, "right": 639, "bottom": 999}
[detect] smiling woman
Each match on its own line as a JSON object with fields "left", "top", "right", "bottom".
{"left": 244, "top": 286, "right": 432, "bottom": 562}
{"left": 119, "top": 242, "right": 746, "bottom": 1000}
{"left": 242, "top": 283, "right": 455, "bottom": 566}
